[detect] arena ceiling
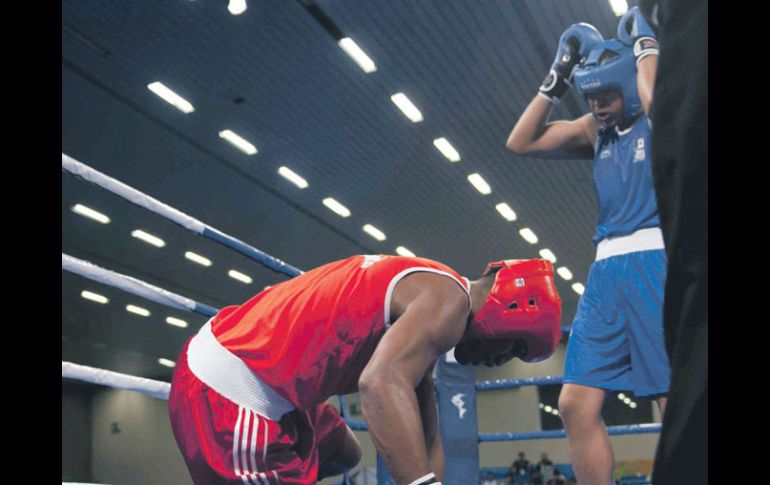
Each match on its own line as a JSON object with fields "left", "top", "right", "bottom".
{"left": 62, "top": 0, "right": 636, "bottom": 380}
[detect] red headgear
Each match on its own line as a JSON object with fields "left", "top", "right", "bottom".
{"left": 465, "top": 259, "right": 562, "bottom": 363}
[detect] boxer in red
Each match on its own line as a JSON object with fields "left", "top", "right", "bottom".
{"left": 168, "top": 255, "right": 562, "bottom": 485}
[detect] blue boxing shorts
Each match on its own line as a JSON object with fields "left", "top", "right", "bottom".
{"left": 564, "top": 230, "right": 670, "bottom": 397}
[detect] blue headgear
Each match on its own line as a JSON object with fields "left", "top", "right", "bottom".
{"left": 572, "top": 39, "right": 641, "bottom": 123}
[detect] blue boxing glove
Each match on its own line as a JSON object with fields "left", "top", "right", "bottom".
{"left": 539, "top": 23, "right": 604, "bottom": 104}
{"left": 618, "top": 6, "right": 659, "bottom": 66}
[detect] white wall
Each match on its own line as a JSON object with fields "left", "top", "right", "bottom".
{"left": 70, "top": 342, "right": 659, "bottom": 484}
{"left": 90, "top": 389, "right": 191, "bottom": 485}
{"left": 323, "top": 341, "right": 659, "bottom": 481}
{"left": 474, "top": 342, "right": 660, "bottom": 469}
{"left": 62, "top": 383, "right": 93, "bottom": 482}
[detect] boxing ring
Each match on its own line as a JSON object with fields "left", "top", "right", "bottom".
{"left": 62, "top": 153, "right": 661, "bottom": 484}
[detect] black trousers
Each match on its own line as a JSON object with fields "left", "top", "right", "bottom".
{"left": 639, "top": 1, "right": 708, "bottom": 484}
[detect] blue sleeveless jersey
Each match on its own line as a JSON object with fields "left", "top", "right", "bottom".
{"left": 592, "top": 114, "right": 660, "bottom": 245}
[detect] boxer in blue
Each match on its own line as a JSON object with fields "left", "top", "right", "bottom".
{"left": 506, "top": 8, "right": 669, "bottom": 485}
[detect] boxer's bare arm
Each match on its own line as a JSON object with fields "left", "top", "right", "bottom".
{"left": 359, "top": 273, "right": 469, "bottom": 484}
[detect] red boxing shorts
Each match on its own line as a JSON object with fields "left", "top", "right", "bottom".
{"left": 168, "top": 339, "right": 349, "bottom": 484}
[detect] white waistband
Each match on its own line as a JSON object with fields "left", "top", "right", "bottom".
{"left": 595, "top": 227, "right": 665, "bottom": 261}
{"left": 186, "top": 320, "right": 295, "bottom": 421}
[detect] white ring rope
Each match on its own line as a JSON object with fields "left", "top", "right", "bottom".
{"left": 62, "top": 153, "right": 206, "bottom": 234}
{"left": 62, "top": 361, "right": 170, "bottom": 400}
{"left": 62, "top": 253, "right": 199, "bottom": 313}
